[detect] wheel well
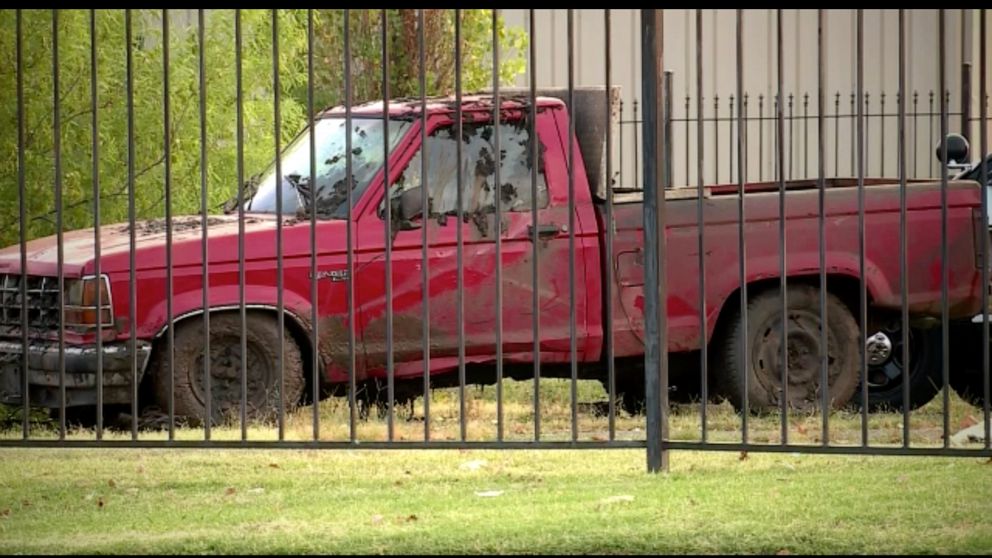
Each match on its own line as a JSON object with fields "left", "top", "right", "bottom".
{"left": 142, "top": 308, "right": 321, "bottom": 407}
{"left": 710, "top": 274, "right": 869, "bottom": 346}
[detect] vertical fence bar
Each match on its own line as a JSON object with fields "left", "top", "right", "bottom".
{"left": 605, "top": 9, "right": 616, "bottom": 440}
{"left": 881, "top": 92, "right": 887, "bottom": 177}
{"left": 804, "top": 93, "right": 809, "bottom": 179}
{"left": 641, "top": 7, "right": 668, "bottom": 473}
{"left": 685, "top": 95, "right": 691, "bottom": 186}
{"left": 419, "top": 9, "right": 430, "bottom": 442}
{"left": 857, "top": 9, "right": 869, "bottom": 447}
{"left": 962, "top": 62, "right": 972, "bottom": 143}
{"left": 17, "top": 9, "right": 28, "bottom": 440}
{"left": 126, "top": 9, "right": 138, "bottom": 441}
{"left": 789, "top": 94, "right": 794, "bottom": 180}
{"left": 736, "top": 9, "right": 749, "bottom": 444}
{"left": 759, "top": 95, "right": 764, "bottom": 182}
{"left": 777, "top": 9, "right": 788, "bottom": 445}
{"left": 272, "top": 9, "right": 285, "bottom": 441}
{"left": 91, "top": 9, "right": 103, "bottom": 441}
{"left": 939, "top": 10, "right": 951, "bottom": 449}
{"left": 914, "top": 92, "right": 919, "bottom": 178}
{"left": 851, "top": 93, "right": 856, "bottom": 177}
{"left": 744, "top": 94, "right": 749, "bottom": 182}
{"left": 493, "top": 8, "right": 504, "bottom": 442}
{"left": 899, "top": 8, "right": 911, "bottom": 448}
{"left": 665, "top": 74, "right": 674, "bottom": 190}
{"left": 834, "top": 92, "right": 840, "bottom": 178}
{"left": 163, "top": 8, "right": 175, "bottom": 441}
{"left": 236, "top": 9, "right": 248, "bottom": 443}
{"left": 53, "top": 8, "right": 66, "bottom": 440}
{"left": 529, "top": 8, "right": 541, "bottom": 442}
{"left": 980, "top": 8, "right": 989, "bottom": 451}
{"left": 198, "top": 8, "right": 211, "bottom": 441}
{"left": 695, "top": 8, "right": 708, "bottom": 442}
{"left": 634, "top": 99, "right": 640, "bottom": 188}
{"left": 865, "top": 93, "right": 871, "bottom": 178}
{"left": 729, "top": 95, "right": 735, "bottom": 183}
{"left": 455, "top": 10, "right": 466, "bottom": 442}
{"left": 308, "top": 8, "right": 319, "bottom": 443}
{"left": 381, "top": 9, "right": 394, "bottom": 442}
{"left": 818, "top": 9, "right": 829, "bottom": 445}
{"left": 344, "top": 9, "right": 357, "bottom": 442}
{"left": 620, "top": 100, "right": 625, "bottom": 188}
{"left": 715, "top": 95, "right": 721, "bottom": 183}
{"left": 929, "top": 91, "right": 935, "bottom": 177}
{"left": 568, "top": 9, "right": 578, "bottom": 442}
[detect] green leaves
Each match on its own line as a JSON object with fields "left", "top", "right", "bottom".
{"left": 0, "top": 10, "right": 527, "bottom": 249}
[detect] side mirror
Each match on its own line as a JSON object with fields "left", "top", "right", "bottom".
{"left": 936, "top": 133, "right": 970, "bottom": 165}
{"left": 391, "top": 185, "right": 425, "bottom": 230}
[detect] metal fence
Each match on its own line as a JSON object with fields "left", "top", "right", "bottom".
{"left": 0, "top": 9, "right": 990, "bottom": 473}
{"left": 621, "top": 91, "right": 991, "bottom": 188}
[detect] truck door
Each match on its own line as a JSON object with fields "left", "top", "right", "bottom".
{"left": 356, "top": 107, "right": 590, "bottom": 380}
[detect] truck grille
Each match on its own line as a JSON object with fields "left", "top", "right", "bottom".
{"left": 0, "top": 274, "right": 62, "bottom": 332}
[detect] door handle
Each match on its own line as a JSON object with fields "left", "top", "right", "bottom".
{"left": 528, "top": 223, "right": 560, "bottom": 240}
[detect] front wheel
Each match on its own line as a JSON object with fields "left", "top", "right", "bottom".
{"left": 713, "top": 284, "right": 862, "bottom": 413}
{"left": 150, "top": 312, "right": 304, "bottom": 426}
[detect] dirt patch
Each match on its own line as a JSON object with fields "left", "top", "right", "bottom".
{"left": 313, "top": 316, "right": 365, "bottom": 382}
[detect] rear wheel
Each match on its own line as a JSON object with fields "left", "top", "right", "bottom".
{"left": 713, "top": 284, "right": 861, "bottom": 413}
{"left": 151, "top": 312, "right": 304, "bottom": 426}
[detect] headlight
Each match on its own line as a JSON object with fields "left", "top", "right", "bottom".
{"left": 64, "top": 275, "right": 113, "bottom": 331}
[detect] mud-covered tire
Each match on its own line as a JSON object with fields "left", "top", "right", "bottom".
{"left": 713, "top": 284, "right": 861, "bottom": 413}
{"left": 150, "top": 312, "right": 304, "bottom": 426}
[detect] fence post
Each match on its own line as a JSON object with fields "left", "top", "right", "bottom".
{"left": 641, "top": 8, "right": 669, "bottom": 473}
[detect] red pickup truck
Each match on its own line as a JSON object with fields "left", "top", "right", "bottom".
{"left": 0, "top": 89, "right": 986, "bottom": 423}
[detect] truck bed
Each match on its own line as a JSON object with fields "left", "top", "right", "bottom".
{"left": 596, "top": 179, "right": 985, "bottom": 356}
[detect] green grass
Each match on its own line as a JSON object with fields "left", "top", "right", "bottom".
{"left": 1, "top": 379, "right": 991, "bottom": 554}
{"left": 0, "top": 448, "right": 991, "bottom": 554}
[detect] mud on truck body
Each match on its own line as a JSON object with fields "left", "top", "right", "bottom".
{"left": 0, "top": 87, "right": 987, "bottom": 424}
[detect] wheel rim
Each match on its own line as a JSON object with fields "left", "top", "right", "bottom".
{"left": 188, "top": 336, "right": 273, "bottom": 417}
{"left": 864, "top": 322, "right": 927, "bottom": 395}
{"left": 751, "top": 308, "right": 845, "bottom": 408}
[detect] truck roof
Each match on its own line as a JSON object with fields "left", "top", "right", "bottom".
{"left": 317, "top": 94, "right": 566, "bottom": 120}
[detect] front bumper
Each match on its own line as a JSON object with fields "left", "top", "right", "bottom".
{"left": 0, "top": 339, "right": 152, "bottom": 408}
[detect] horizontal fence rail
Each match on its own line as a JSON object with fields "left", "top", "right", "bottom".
{"left": 0, "top": 9, "right": 990, "bottom": 473}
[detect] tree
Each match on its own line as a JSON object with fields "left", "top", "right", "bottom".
{"left": 300, "top": 10, "right": 527, "bottom": 110}
{"left": 0, "top": 9, "right": 527, "bottom": 248}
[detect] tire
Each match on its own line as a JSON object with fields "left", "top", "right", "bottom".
{"left": 851, "top": 322, "right": 942, "bottom": 412}
{"left": 948, "top": 320, "right": 989, "bottom": 408}
{"left": 713, "top": 284, "right": 861, "bottom": 413}
{"left": 150, "top": 312, "right": 304, "bottom": 426}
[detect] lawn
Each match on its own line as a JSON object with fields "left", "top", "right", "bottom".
{"left": 1, "top": 379, "right": 991, "bottom": 554}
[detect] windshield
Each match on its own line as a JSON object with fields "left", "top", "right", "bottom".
{"left": 242, "top": 117, "right": 412, "bottom": 218}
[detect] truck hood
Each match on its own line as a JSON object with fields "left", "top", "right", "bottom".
{"left": 0, "top": 213, "right": 345, "bottom": 278}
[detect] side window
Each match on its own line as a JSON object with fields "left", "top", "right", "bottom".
{"left": 387, "top": 118, "right": 549, "bottom": 218}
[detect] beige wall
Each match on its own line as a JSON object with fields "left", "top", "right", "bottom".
{"left": 502, "top": 9, "right": 988, "bottom": 187}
